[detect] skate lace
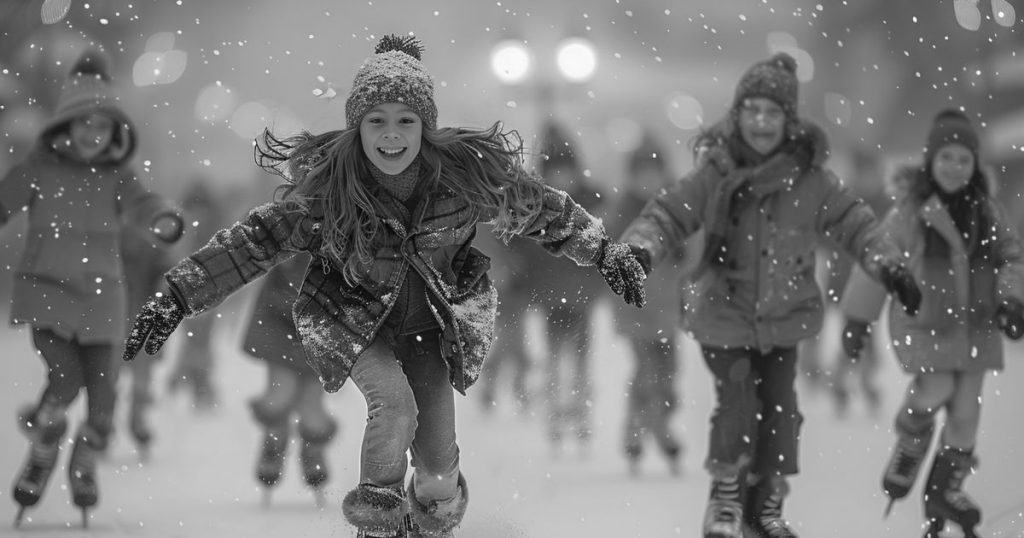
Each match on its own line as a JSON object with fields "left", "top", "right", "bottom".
{"left": 758, "top": 493, "right": 797, "bottom": 537}
{"left": 708, "top": 499, "right": 743, "bottom": 524}
{"left": 23, "top": 444, "right": 58, "bottom": 484}
{"left": 888, "top": 448, "right": 922, "bottom": 482}
{"left": 945, "top": 490, "right": 979, "bottom": 512}
{"left": 70, "top": 442, "right": 96, "bottom": 481}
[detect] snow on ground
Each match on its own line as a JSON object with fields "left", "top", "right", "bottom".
{"left": 1, "top": 301, "right": 1023, "bottom": 537}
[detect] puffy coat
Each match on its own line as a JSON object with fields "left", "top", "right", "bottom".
{"left": 621, "top": 121, "right": 898, "bottom": 351}
{"left": 165, "top": 176, "right": 608, "bottom": 394}
{"left": 842, "top": 169, "right": 1024, "bottom": 372}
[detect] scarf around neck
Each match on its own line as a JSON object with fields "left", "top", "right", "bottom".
{"left": 369, "top": 156, "right": 422, "bottom": 202}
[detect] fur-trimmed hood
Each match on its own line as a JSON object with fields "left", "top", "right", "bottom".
{"left": 693, "top": 116, "right": 831, "bottom": 176}
{"left": 892, "top": 161, "right": 999, "bottom": 206}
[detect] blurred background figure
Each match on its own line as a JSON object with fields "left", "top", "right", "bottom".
{"left": 242, "top": 252, "right": 337, "bottom": 509}
{"left": 164, "top": 179, "right": 229, "bottom": 411}
{"left": 610, "top": 132, "right": 689, "bottom": 476}
{"left": 526, "top": 120, "right": 607, "bottom": 457}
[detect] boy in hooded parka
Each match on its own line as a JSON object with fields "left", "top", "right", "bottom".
{"left": 841, "top": 110, "right": 1024, "bottom": 538}
{"left": 620, "top": 53, "right": 921, "bottom": 538}
{"left": 0, "top": 49, "right": 182, "bottom": 526}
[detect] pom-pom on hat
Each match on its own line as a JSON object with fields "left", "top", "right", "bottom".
{"left": 732, "top": 52, "right": 799, "bottom": 118}
{"left": 925, "top": 108, "right": 979, "bottom": 162}
{"left": 345, "top": 34, "right": 438, "bottom": 130}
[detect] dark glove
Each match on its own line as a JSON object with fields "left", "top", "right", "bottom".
{"left": 123, "top": 292, "right": 185, "bottom": 361}
{"left": 629, "top": 244, "right": 653, "bottom": 276}
{"left": 996, "top": 299, "right": 1024, "bottom": 340}
{"left": 841, "top": 318, "right": 872, "bottom": 358}
{"left": 880, "top": 264, "right": 921, "bottom": 316}
{"left": 597, "top": 240, "right": 648, "bottom": 308}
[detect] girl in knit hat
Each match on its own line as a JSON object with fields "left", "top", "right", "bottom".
{"left": 840, "top": 109, "right": 1023, "bottom": 538}
{"left": 122, "top": 34, "right": 647, "bottom": 538}
{"left": 619, "top": 53, "right": 922, "bottom": 538}
{"left": 0, "top": 48, "right": 183, "bottom": 527}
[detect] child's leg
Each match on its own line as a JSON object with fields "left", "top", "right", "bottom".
{"left": 650, "top": 335, "right": 681, "bottom": 458}
{"left": 623, "top": 337, "right": 649, "bottom": 459}
{"left": 701, "top": 346, "right": 759, "bottom": 474}
{"left": 295, "top": 375, "right": 337, "bottom": 491}
{"left": 79, "top": 342, "right": 117, "bottom": 447}
{"left": 31, "top": 328, "right": 86, "bottom": 411}
{"left": 251, "top": 363, "right": 302, "bottom": 489}
{"left": 941, "top": 371, "right": 985, "bottom": 450}
{"left": 899, "top": 373, "right": 955, "bottom": 437}
{"left": 750, "top": 346, "right": 801, "bottom": 478}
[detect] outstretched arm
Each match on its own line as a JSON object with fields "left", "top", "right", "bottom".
{"left": 117, "top": 172, "right": 185, "bottom": 243}
{"left": 123, "top": 200, "right": 319, "bottom": 360}
{"left": 0, "top": 163, "right": 38, "bottom": 228}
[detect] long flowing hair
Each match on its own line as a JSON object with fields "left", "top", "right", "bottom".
{"left": 255, "top": 121, "right": 546, "bottom": 285}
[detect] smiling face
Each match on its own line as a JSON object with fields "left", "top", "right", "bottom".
{"left": 737, "top": 97, "right": 786, "bottom": 156}
{"left": 69, "top": 113, "right": 115, "bottom": 161}
{"left": 359, "top": 103, "right": 422, "bottom": 175}
{"left": 931, "top": 143, "right": 975, "bottom": 194}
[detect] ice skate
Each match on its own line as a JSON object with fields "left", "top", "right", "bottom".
{"left": 343, "top": 484, "right": 409, "bottom": 538}
{"left": 299, "top": 420, "right": 336, "bottom": 509}
{"left": 922, "top": 447, "right": 981, "bottom": 538}
{"left": 703, "top": 474, "right": 745, "bottom": 538}
{"left": 745, "top": 475, "right": 798, "bottom": 538}
{"left": 255, "top": 425, "right": 289, "bottom": 507}
{"left": 406, "top": 473, "right": 467, "bottom": 538}
{"left": 882, "top": 420, "right": 934, "bottom": 515}
{"left": 68, "top": 425, "right": 104, "bottom": 528}
{"left": 11, "top": 404, "right": 66, "bottom": 527}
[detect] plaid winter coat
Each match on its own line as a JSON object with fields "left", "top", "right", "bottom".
{"left": 621, "top": 121, "right": 899, "bottom": 351}
{"left": 165, "top": 178, "right": 608, "bottom": 394}
{"left": 0, "top": 146, "right": 179, "bottom": 343}
{"left": 842, "top": 171, "right": 1024, "bottom": 373}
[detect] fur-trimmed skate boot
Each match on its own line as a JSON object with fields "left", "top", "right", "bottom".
{"left": 250, "top": 399, "right": 290, "bottom": 506}
{"left": 342, "top": 484, "right": 409, "bottom": 537}
{"left": 745, "top": 475, "right": 798, "bottom": 538}
{"left": 12, "top": 403, "right": 67, "bottom": 527}
{"left": 406, "top": 473, "right": 469, "bottom": 538}
{"left": 882, "top": 411, "right": 934, "bottom": 515}
{"left": 298, "top": 419, "right": 337, "bottom": 508}
{"left": 68, "top": 424, "right": 107, "bottom": 527}
{"left": 702, "top": 472, "right": 746, "bottom": 538}
{"left": 923, "top": 446, "right": 981, "bottom": 538}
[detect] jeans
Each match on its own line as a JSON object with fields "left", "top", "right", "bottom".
{"left": 702, "top": 345, "right": 802, "bottom": 476}
{"left": 32, "top": 328, "right": 117, "bottom": 443}
{"left": 349, "top": 328, "right": 460, "bottom": 503}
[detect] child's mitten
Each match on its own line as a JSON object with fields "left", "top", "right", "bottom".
{"left": 841, "top": 318, "right": 872, "bottom": 358}
{"left": 123, "top": 292, "right": 185, "bottom": 361}
{"left": 880, "top": 263, "right": 921, "bottom": 316}
{"left": 597, "top": 241, "right": 648, "bottom": 308}
{"left": 996, "top": 299, "right": 1024, "bottom": 340}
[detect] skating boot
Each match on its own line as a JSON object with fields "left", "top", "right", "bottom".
{"left": 745, "top": 475, "right": 798, "bottom": 538}
{"left": 922, "top": 446, "right": 981, "bottom": 538}
{"left": 702, "top": 473, "right": 745, "bottom": 538}
{"left": 661, "top": 437, "right": 684, "bottom": 477}
{"left": 68, "top": 424, "right": 105, "bottom": 528}
{"left": 882, "top": 414, "right": 934, "bottom": 515}
{"left": 299, "top": 419, "right": 337, "bottom": 508}
{"left": 624, "top": 440, "right": 642, "bottom": 476}
{"left": 343, "top": 484, "right": 409, "bottom": 538}
{"left": 250, "top": 399, "right": 290, "bottom": 507}
{"left": 406, "top": 473, "right": 468, "bottom": 538}
{"left": 16, "top": 402, "right": 38, "bottom": 437}
{"left": 11, "top": 405, "right": 67, "bottom": 527}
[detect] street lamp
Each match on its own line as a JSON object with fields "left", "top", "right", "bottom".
{"left": 555, "top": 37, "right": 597, "bottom": 83}
{"left": 490, "top": 39, "right": 532, "bottom": 84}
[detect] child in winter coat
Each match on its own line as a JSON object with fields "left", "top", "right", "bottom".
{"left": 242, "top": 253, "right": 338, "bottom": 507}
{"left": 619, "top": 53, "right": 921, "bottom": 538}
{"left": 840, "top": 109, "right": 1024, "bottom": 538}
{"left": 122, "top": 35, "right": 646, "bottom": 538}
{"left": 611, "top": 133, "right": 691, "bottom": 475}
{"left": 0, "top": 49, "right": 182, "bottom": 527}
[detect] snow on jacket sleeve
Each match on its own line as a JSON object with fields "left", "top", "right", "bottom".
{"left": 987, "top": 199, "right": 1024, "bottom": 304}
{"left": 494, "top": 180, "right": 609, "bottom": 267}
{"left": 165, "top": 201, "right": 315, "bottom": 317}
{"left": 0, "top": 162, "right": 38, "bottom": 227}
{"left": 619, "top": 167, "right": 712, "bottom": 267}
{"left": 814, "top": 169, "right": 898, "bottom": 281}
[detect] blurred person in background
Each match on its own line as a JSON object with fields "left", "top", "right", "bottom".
{"left": 841, "top": 110, "right": 1024, "bottom": 538}
{"left": 1, "top": 49, "right": 183, "bottom": 527}
{"left": 611, "top": 132, "right": 692, "bottom": 476}
{"left": 242, "top": 252, "right": 338, "bottom": 508}
{"left": 525, "top": 120, "right": 608, "bottom": 458}
{"left": 121, "top": 35, "right": 646, "bottom": 538}
{"left": 620, "top": 53, "right": 921, "bottom": 538}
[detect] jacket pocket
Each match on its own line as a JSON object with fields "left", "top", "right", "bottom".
{"left": 451, "top": 247, "right": 491, "bottom": 300}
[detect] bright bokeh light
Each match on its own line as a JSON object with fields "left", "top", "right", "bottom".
{"left": 992, "top": 0, "right": 1017, "bottom": 27}
{"left": 229, "top": 101, "right": 272, "bottom": 139}
{"left": 194, "top": 83, "right": 237, "bottom": 123}
{"left": 666, "top": 92, "right": 703, "bottom": 130}
{"left": 556, "top": 37, "right": 597, "bottom": 82}
{"left": 954, "top": 0, "right": 982, "bottom": 30}
{"left": 490, "top": 40, "right": 532, "bottom": 84}
{"left": 133, "top": 50, "right": 188, "bottom": 86}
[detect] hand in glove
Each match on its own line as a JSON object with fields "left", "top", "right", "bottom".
{"left": 123, "top": 292, "right": 185, "bottom": 361}
{"left": 880, "top": 263, "right": 921, "bottom": 316}
{"left": 598, "top": 241, "right": 648, "bottom": 308}
{"left": 996, "top": 299, "right": 1024, "bottom": 340}
{"left": 841, "top": 318, "right": 872, "bottom": 358}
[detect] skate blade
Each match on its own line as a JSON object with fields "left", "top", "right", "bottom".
{"left": 883, "top": 498, "right": 896, "bottom": 518}
{"left": 13, "top": 506, "right": 27, "bottom": 528}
